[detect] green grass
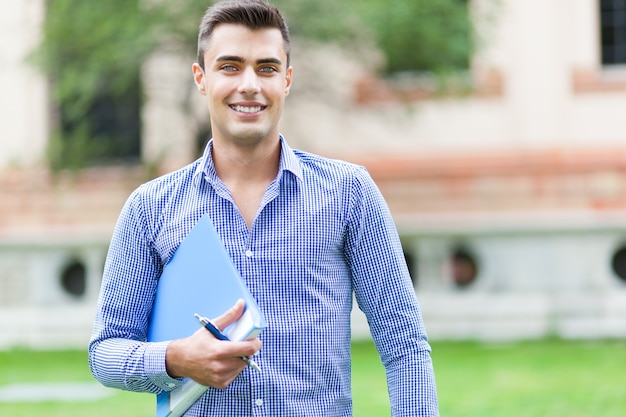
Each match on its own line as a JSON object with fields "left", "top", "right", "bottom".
{"left": 1, "top": 339, "right": 625, "bottom": 416}
{"left": 432, "top": 339, "right": 626, "bottom": 417}
{"left": 0, "top": 349, "right": 153, "bottom": 417}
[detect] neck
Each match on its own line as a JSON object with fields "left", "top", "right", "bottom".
{"left": 211, "top": 136, "right": 281, "bottom": 229}
{"left": 212, "top": 136, "right": 281, "bottom": 185}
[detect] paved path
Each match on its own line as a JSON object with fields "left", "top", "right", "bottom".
{"left": 0, "top": 382, "right": 113, "bottom": 402}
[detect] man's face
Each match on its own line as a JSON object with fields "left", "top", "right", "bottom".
{"left": 192, "top": 24, "right": 292, "bottom": 147}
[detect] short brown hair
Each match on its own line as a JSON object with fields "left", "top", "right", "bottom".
{"left": 197, "top": 0, "right": 291, "bottom": 69}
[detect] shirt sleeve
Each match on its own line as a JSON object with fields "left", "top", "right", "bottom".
{"left": 344, "top": 167, "right": 440, "bottom": 417}
{"left": 88, "top": 188, "right": 184, "bottom": 393}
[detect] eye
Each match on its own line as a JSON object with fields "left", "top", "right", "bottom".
{"left": 258, "top": 66, "right": 278, "bottom": 74}
{"left": 220, "top": 64, "right": 238, "bottom": 72}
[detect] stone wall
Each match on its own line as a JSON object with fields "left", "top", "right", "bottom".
{"left": 348, "top": 147, "right": 626, "bottom": 341}
{"left": 0, "top": 167, "right": 146, "bottom": 348}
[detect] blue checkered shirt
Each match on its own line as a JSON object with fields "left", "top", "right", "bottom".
{"left": 89, "top": 137, "right": 439, "bottom": 416}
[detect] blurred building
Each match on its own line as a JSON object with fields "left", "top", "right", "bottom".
{"left": 2, "top": 0, "right": 626, "bottom": 348}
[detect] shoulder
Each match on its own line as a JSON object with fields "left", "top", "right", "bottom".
{"left": 290, "top": 149, "right": 385, "bottom": 220}
{"left": 133, "top": 160, "right": 200, "bottom": 200}
{"left": 121, "top": 159, "right": 202, "bottom": 223}
{"left": 291, "top": 149, "right": 380, "bottom": 201}
{"left": 292, "top": 149, "right": 371, "bottom": 183}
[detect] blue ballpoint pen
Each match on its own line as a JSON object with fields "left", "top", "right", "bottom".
{"left": 194, "top": 313, "right": 261, "bottom": 372}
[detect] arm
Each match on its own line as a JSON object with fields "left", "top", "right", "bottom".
{"left": 345, "top": 168, "right": 439, "bottom": 417}
{"left": 88, "top": 191, "right": 259, "bottom": 392}
{"left": 88, "top": 190, "right": 174, "bottom": 393}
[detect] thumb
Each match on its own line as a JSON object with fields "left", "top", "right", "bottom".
{"left": 212, "top": 299, "right": 245, "bottom": 331}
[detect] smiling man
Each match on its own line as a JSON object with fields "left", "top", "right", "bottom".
{"left": 190, "top": 20, "right": 293, "bottom": 228}
{"left": 193, "top": 24, "right": 291, "bottom": 147}
{"left": 88, "top": 1, "right": 439, "bottom": 416}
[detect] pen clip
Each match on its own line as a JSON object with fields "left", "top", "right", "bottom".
{"left": 207, "top": 318, "right": 222, "bottom": 332}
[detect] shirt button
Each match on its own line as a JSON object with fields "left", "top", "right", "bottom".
{"left": 166, "top": 383, "right": 176, "bottom": 388}
{"left": 245, "top": 250, "right": 253, "bottom": 257}
{"left": 255, "top": 398, "right": 263, "bottom": 406}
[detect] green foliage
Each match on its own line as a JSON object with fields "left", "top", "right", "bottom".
{"left": 274, "top": 0, "right": 474, "bottom": 74}
{"left": 358, "top": 0, "right": 473, "bottom": 74}
{"left": 274, "top": 0, "right": 363, "bottom": 44}
{"left": 38, "top": 0, "right": 158, "bottom": 119}
{"left": 34, "top": 0, "right": 474, "bottom": 170}
{"left": 36, "top": 0, "right": 151, "bottom": 120}
{"left": 36, "top": 0, "right": 473, "bottom": 100}
{"left": 273, "top": 0, "right": 473, "bottom": 74}
{"left": 34, "top": 0, "right": 161, "bottom": 169}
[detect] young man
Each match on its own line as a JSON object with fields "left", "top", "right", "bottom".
{"left": 88, "top": 0, "right": 439, "bottom": 415}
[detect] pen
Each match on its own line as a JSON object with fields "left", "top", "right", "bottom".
{"left": 194, "top": 313, "right": 261, "bottom": 372}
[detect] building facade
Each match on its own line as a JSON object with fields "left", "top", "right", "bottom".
{"left": 2, "top": 0, "right": 626, "bottom": 348}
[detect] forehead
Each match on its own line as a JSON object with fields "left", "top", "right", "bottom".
{"left": 204, "top": 24, "right": 287, "bottom": 64}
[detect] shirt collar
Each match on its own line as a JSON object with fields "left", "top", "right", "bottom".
{"left": 192, "top": 135, "right": 303, "bottom": 187}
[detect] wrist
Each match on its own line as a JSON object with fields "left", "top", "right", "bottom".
{"left": 165, "top": 339, "right": 186, "bottom": 379}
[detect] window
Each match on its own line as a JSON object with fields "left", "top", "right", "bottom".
{"left": 600, "top": 0, "right": 626, "bottom": 65}
{"left": 88, "top": 81, "right": 142, "bottom": 161}
{"left": 450, "top": 247, "right": 478, "bottom": 287}
{"left": 60, "top": 259, "right": 87, "bottom": 298}
{"left": 59, "top": 76, "right": 142, "bottom": 166}
{"left": 42, "top": 0, "right": 146, "bottom": 169}
{"left": 403, "top": 249, "right": 417, "bottom": 286}
{"left": 611, "top": 244, "right": 626, "bottom": 282}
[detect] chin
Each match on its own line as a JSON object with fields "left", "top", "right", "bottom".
{"left": 232, "top": 129, "right": 273, "bottom": 144}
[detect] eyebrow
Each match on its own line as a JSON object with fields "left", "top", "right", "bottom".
{"left": 216, "top": 55, "right": 283, "bottom": 66}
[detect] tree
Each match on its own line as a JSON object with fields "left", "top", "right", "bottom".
{"left": 277, "top": 0, "right": 473, "bottom": 75}
{"left": 34, "top": 0, "right": 474, "bottom": 169}
{"left": 35, "top": 0, "right": 166, "bottom": 169}
{"left": 358, "top": 0, "right": 473, "bottom": 74}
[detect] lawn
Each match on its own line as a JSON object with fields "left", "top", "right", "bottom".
{"left": 0, "top": 339, "right": 625, "bottom": 416}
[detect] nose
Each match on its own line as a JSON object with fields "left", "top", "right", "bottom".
{"left": 238, "top": 66, "right": 260, "bottom": 94}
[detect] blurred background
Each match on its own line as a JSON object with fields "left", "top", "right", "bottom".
{"left": 2, "top": 0, "right": 626, "bottom": 349}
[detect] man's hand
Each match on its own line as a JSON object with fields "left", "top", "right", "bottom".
{"left": 165, "top": 299, "right": 262, "bottom": 389}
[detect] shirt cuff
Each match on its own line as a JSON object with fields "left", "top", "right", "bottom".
{"left": 144, "top": 340, "right": 185, "bottom": 391}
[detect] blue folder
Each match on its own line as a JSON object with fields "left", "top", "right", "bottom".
{"left": 147, "top": 214, "right": 266, "bottom": 417}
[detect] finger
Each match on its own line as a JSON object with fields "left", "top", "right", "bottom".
{"left": 212, "top": 299, "right": 245, "bottom": 331}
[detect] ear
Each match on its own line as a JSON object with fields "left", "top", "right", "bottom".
{"left": 284, "top": 66, "right": 293, "bottom": 96}
{"left": 192, "top": 63, "right": 206, "bottom": 95}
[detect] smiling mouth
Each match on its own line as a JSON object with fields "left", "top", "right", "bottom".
{"left": 230, "top": 105, "right": 265, "bottom": 114}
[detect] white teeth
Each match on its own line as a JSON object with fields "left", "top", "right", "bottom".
{"left": 232, "top": 105, "right": 262, "bottom": 113}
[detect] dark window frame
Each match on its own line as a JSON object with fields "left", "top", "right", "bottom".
{"left": 600, "top": 0, "right": 626, "bottom": 65}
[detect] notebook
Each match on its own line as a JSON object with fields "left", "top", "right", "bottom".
{"left": 147, "top": 214, "right": 266, "bottom": 417}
